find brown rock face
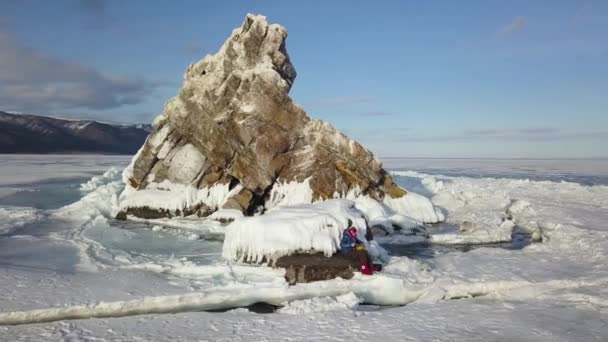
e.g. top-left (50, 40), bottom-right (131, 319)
top-left (272, 252), bottom-right (359, 285)
top-left (119, 14), bottom-right (406, 219)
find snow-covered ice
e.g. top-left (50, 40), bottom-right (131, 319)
top-left (384, 191), bottom-right (445, 224)
top-left (1, 155), bottom-right (608, 340)
top-left (0, 206), bottom-right (42, 235)
top-left (79, 167), bottom-right (122, 193)
top-left (277, 292), bottom-right (362, 315)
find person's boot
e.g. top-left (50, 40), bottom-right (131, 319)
top-left (360, 264), bottom-right (373, 275)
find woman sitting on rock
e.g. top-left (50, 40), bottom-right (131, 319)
top-left (339, 220), bottom-right (376, 275)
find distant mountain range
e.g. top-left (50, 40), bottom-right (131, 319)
top-left (0, 111), bottom-right (151, 154)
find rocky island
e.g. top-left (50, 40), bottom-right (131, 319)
top-left (118, 14), bottom-right (441, 222)
top-left (116, 14), bottom-right (444, 275)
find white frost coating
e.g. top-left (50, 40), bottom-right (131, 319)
top-left (223, 199), bottom-right (369, 263)
top-left (265, 178), bottom-right (314, 210)
top-left (118, 181), bottom-right (237, 214)
top-left (384, 191), bottom-right (445, 223)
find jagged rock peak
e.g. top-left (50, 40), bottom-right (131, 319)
top-left (179, 14), bottom-right (297, 106)
top-left (118, 14), bottom-right (410, 220)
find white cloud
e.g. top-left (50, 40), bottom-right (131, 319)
top-left (0, 25), bottom-right (159, 113)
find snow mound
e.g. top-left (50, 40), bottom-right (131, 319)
top-left (80, 167), bottom-right (122, 192)
top-left (55, 179), bottom-right (123, 221)
top-left (354, 196), bottom-right (394, 233)
top-left (353, 196), bottom-right (429, 233)
top-left (264, 180), bottom-right (444, 228)
top-left (277, 292), bottom-right (362, 314)
top-left (223, 199), bottom-right (368, 263)
top-left (506, 199), bottom-right (543, 238)
top-left (55, 168), bottom-right (127, 222)
top-left (384, 192), bottom-right (445, 224)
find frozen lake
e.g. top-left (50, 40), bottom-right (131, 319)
top-left (385, 157), bottom-right (608, 186)
top-left (1, 155), bottom-right (607, 341)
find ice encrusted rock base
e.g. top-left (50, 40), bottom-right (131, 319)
top-left (222, 196), bottom-right (433, 264)
top-left (272, 252), bottom-right (360, 285)
top-left (222, 200), bottom-right (367, 263)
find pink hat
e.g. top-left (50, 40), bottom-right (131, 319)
top-left (348, 227), bottom-right (358, 238)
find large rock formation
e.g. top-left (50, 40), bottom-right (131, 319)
top-left (118, 14), bottom-right (411, 219)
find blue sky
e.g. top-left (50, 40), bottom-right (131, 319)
top-left (1, 0), bottom-right (607, 158)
